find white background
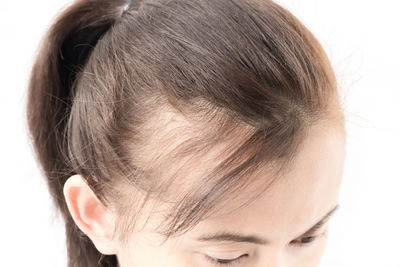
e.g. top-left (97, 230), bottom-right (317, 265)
top-left (1, 0), bottom-right (399, 266)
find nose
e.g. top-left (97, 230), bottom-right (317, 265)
top-left (256, 250), bottom-right (287, 267)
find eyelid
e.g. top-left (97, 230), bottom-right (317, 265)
top-left (291, 228), bottom-right (328, 246)
top-left (201, 243), bottom-right (250, 254)
top-left (203, 250), bottom-right (249, 260)
top-left (204, 253), bottom-right (249, 265)
top-left (302, 225), bottom-right (328, 238)
top-left (296, 219), bottom-right (329, 239)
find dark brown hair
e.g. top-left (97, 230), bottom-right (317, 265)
top-left (26, 0), bottom-right (344, 266)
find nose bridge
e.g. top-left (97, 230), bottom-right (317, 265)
top-left (257, 247), bottom-right (287, 267)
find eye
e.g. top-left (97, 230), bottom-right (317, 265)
top-left (290, 230), bottom-right (327, 247)
top-left (294, 235), bottom-right (317, 245)
top-left (203, 253), bottom-right (249, 266)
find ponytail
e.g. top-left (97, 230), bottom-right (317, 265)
top-left (26, 1), bottom-right (129, 266)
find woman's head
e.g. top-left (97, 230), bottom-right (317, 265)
top-left (26, 0), bottom-right (345, 266)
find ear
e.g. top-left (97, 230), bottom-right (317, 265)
top-left (63, 174), bottom-right (119, 255)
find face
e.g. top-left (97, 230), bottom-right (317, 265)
top-left (116, 121), bottom-right (346, 267)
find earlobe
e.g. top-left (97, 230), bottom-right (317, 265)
top-left (63, 174), bottom-right (118, 255)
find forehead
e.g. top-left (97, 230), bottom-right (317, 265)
top-left (183, 121), bottom-right (346, 243)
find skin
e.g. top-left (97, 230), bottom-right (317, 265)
top-left (64, 119), bottom-right (346, 267)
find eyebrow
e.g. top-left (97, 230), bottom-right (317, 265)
top-left (196, 204), bottom-right (340, 245)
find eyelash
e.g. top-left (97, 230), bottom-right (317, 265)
top-left (203, 231), bottom-right (326, 265)
top-left (203, 253), bottom-right (248, 266)
top-left (292, 229), bottom-right (328, 247)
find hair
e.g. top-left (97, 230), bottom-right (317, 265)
top-left (26, 0), bottom-right (344, 266)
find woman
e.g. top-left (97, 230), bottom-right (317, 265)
top-left (26, 0), bottom-right (346, 266)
